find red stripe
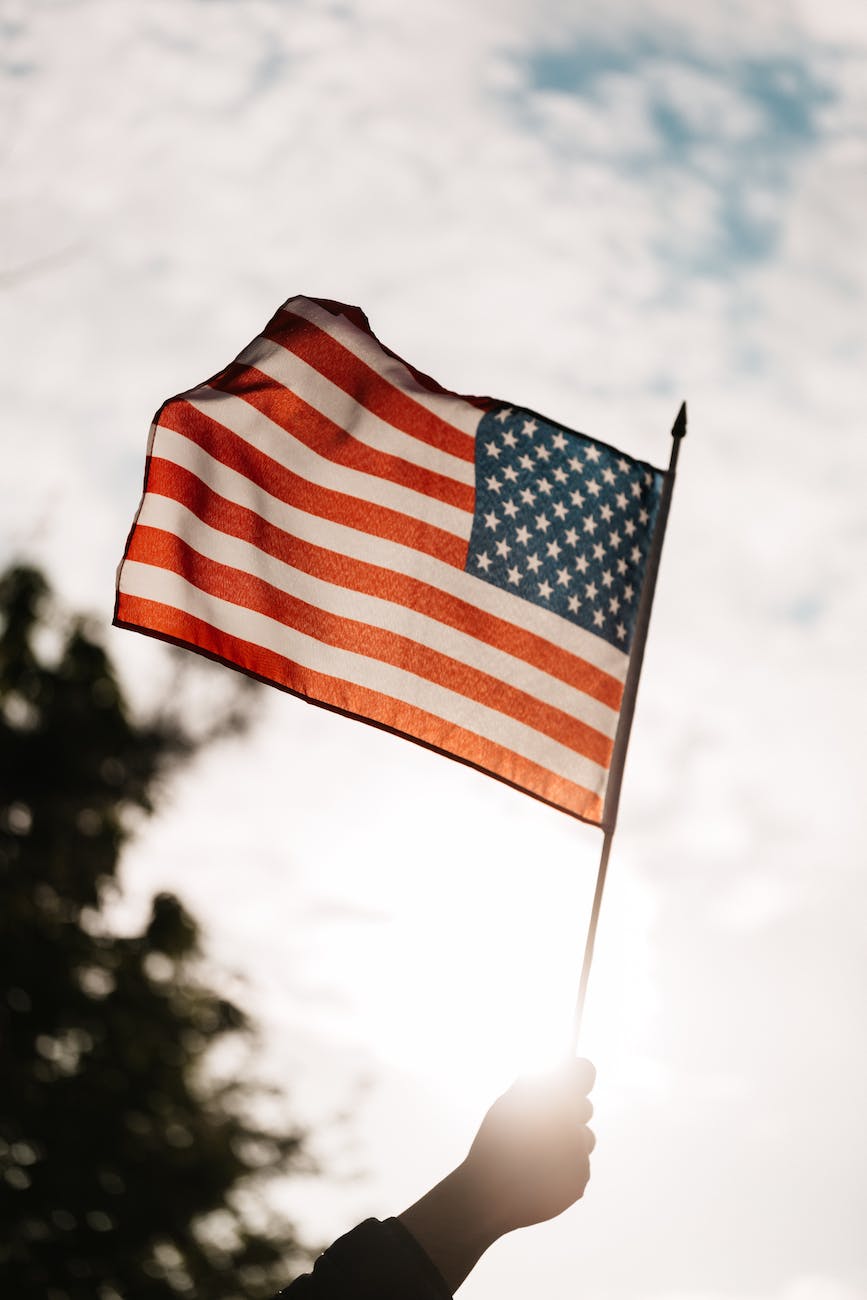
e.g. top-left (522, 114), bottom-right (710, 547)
top-left (212, 360), bottom-right (475, 513)
top-left (147, 457), bottom-right (624, 713)
top-left (114, 591), bottom-right (604, 824)
top-left (158, 399), bottom-right (468, 568)
top-left (284, 299), bottom-right (492, 413)
top-left (267, 307), bottom-right (478, 464)
top-left (127, 526), bottom-right (613, 769)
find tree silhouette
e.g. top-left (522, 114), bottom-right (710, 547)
top-left (0, 564), bottom-right (312, 1298)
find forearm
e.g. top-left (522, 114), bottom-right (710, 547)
top-left (398, 1161), bottom-right (502, 1294)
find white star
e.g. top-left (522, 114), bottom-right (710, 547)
top-left (644, 471), bottom-right (653, 486)
top-left (575, 555), bottom-right (589, 574)
top-left (602, 569), bottom-right (614, 588)
top-left (553, 466), bottom-right (568, 484)
top-left (520, 487), bottom-right (536, 506)
top-left (609, 530), bottom-right (621, 548)
top-left (586, 581), bottom-right (598, 601)
top-left (583, 516), bottom-right (597, 535)
top-left (624, 518), bottom-right (636, 537)
top-left (624, 583), bottom-right (634, 600)
top-left (502, 430), bottom-right (517, 448)
top-left (616, 622), bottom-right (627, 640)
top-left (593, 542), bottom-right (605, 561)
top-left (484, 510), bottom-right (499, 530)
top-left (536, 444), bottom-right (551, 462)
top-left (546, 539), bottom-right (562, 559)
top-left (630, 546), bottom-right (641, 563)
top-left (552, 501), bottom-right (567, 520)
top-left (538, 579), bottom-right (553, 600)
top-left (485, 441), bottom-right (501, 459)
top-left (519, 454), bottom-right (535, 471)
top-left (593, 609), bottom-right (604, 628)
top-left (585, 445), bottom-right (601, 463)
top-left (485, 475), bottom-right (501, 493)
top-left (617, 457), bottom-right (630, 473)
top-left (615, 492), bottom-right (628, 510)
top-left (503, 464), bottom-right (518, 483)
top-left (570, 489), bottom-right (585, 507)
top-left (522, 417), bottom-right (538, 435)
top-left (569, 456), bottom-right (583, 473)
top-left (507, 566), bottom-right (522, 586)
top-left (587, 479), bottom-right (601, 497)
top-left (535, 513), bottom-right (550, 533)
top-left (495, 538), bottom-right (511, 559)
top-left (608, 595), bottom-right (620, 614)
top-left (639, 507), bottom-right (649, 525)
top-left (526, 553), bottom-right (542, 574)
top-left (552, 432), bottom-right (567, 451)
top-left (567, 594), bottom-right (581, 613)
top-left (515, 525), bottom-right (531, 545)
top-left (556, 567), bottom-right (571, 587)
top-left (630, 481), bottom-right (642, 498)
top-left (617, 559), bottom-right (627, 576)
top-left (503, 498), bottom-right (519, 518)
top-left (564, 527), bottom-right (579, 546)
top-left (495, 407), bottom-right (512, 424)
top-left (537, 477), bottom-right (553, 496)
top-left (476, 552), bottom-right (492, 572)
top-left (599, 503), bottom-right (613, 522)
top-left (602, 466), bottom-right (616, 485)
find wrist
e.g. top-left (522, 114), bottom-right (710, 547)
top-left (443, 1159), bottom-right (505, 1250)
top-left (398, 1161), bottom-right (503, 1293)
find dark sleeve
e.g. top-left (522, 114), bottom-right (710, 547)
top-left (274, 1216), bottom-right (452, 1300)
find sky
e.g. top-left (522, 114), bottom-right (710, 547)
top-left (2, 1), bottom-right (866, 1297)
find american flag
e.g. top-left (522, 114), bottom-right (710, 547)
top-left (115, 296), bottom-right (667, 826)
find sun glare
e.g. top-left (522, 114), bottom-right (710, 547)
top-left (302, 791), bottom-right (662, 1118)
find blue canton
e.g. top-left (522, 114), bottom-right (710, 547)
top-left (466, 405), bottom-right (664, 654)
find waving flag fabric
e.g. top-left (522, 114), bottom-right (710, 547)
top-left (115, 296), bottom-right (667, 826)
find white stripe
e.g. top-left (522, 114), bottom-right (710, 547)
top-left (283, 296), bottom-right (483, 439)
top-left (152, 426), bottom-right (629, 684)
top-left (118, 560), bottom-right (608, 796)
top-left (182, 388), bottom-right (473, 541)
top-left (136, 492), bottom-right (619, 742)
top-left (236, 334), bottom-right (476, 488)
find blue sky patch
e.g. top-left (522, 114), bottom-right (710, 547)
top-left (517, 39), bottom-right (833, 274)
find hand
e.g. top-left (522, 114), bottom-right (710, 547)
top-left (398, 1059), bottom-right (595, 1291)
top-left (461, 1057), bottom-right (596, 1236)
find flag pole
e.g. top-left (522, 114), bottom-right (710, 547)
top-left (570, 401), bottom-right (687, 1053)
top-left (570, 827), bottom-right (614, 1052)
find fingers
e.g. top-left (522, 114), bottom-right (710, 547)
top-left (571, 1056), bottom-right (596, 1095)
top-left (547, 1062), bottom-right (596, 1159)
top-left (575, 1095), bottom-right (593, 1124)
top-left (498, 1059), bottom-right (596, 1153)
top-left (572, 1058), bottom-right (595, 1158)
top-left (547, 1056), bottom-right (594, 1097)
top-left (566, 1061), bottom-right (595, 1157)
top-left (537, 1057), bottom-right (594, 1097)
